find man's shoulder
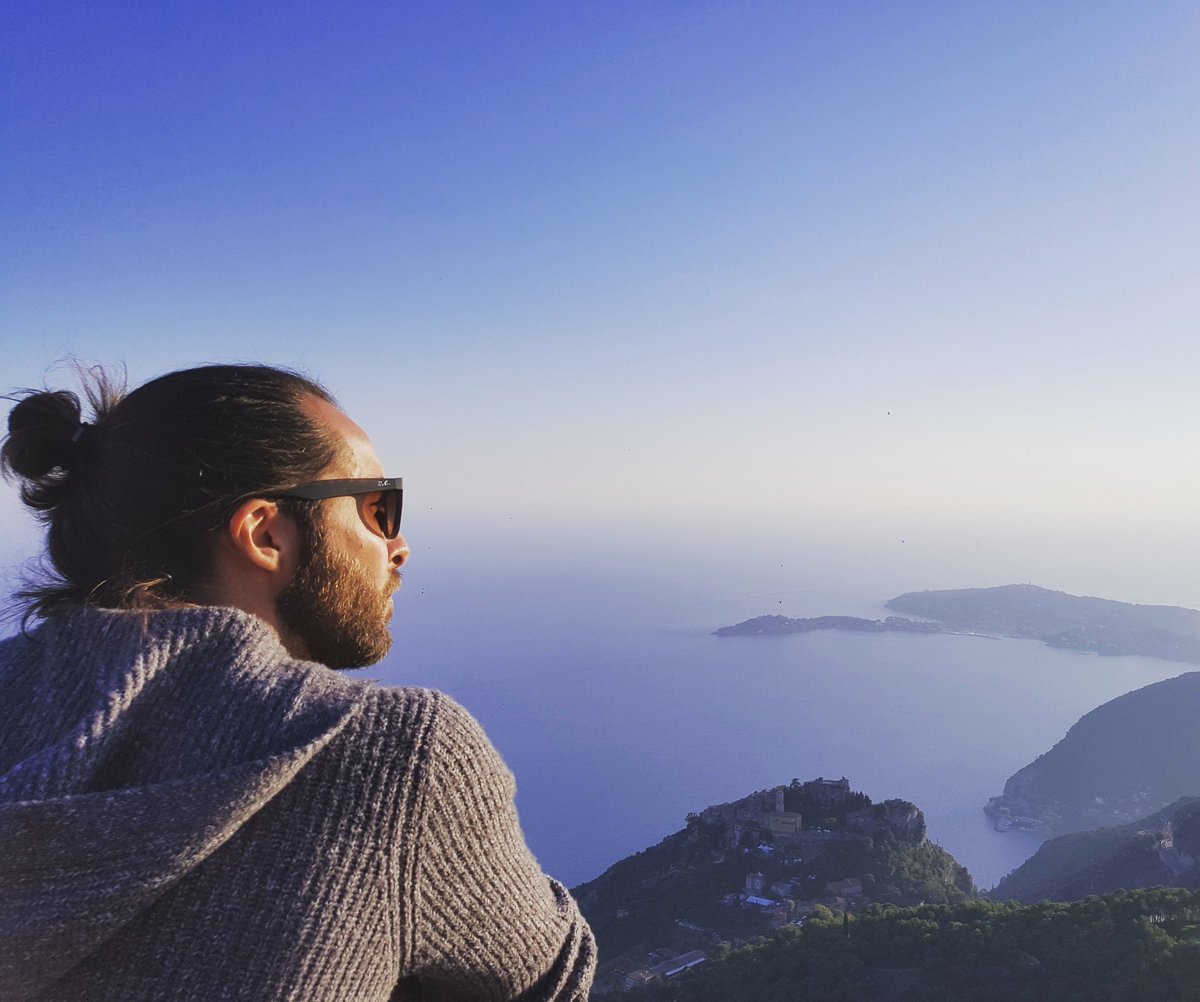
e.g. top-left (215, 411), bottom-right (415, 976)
top-left (357, 684), bottom-right (461, 734)
top-left (355, 687), bottom-right (504, 768)
top-left (362, 685), bottom-right (489, 730)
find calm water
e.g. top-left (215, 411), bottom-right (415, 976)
top-left (368, 562), bottom-right (1187, 891)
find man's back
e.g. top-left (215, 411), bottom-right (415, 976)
top-left (0, 606), bottom-right (594, 1001)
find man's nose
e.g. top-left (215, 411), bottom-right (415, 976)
top-left (389, 532), bottom-right (410, 568)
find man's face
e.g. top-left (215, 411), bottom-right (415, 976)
top-left (275, 506), bottom-right (399, 669)
top-left (274, 397), bottom-right (408, 669)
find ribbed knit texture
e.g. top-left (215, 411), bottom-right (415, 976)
top-left (0, 607), bottom-right (595, 1001)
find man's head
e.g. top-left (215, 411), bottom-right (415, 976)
top-left (1, 364), bottom-right (408, 668)
top-left (221, 395), bottom-right (410, 668)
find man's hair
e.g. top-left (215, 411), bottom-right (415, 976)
top-left (2, 363), bottom-right (343, 620)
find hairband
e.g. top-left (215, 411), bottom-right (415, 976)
top-left (71, 422), bottom-right (91, 443)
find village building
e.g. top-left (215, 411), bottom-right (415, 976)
top-left (826, 876), bottom-right (864, 897)
top-left (699, 784), bottom-right (804, 848)
top-left (620, 950), bottom-right (707, 989)
top-left (795, 776), bottom-right (851, 806)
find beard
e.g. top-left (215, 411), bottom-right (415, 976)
top-left (275, 507), bottom-right (396, 670)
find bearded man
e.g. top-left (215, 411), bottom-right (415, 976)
top-left (0, 364), bottom-right (594, 1001)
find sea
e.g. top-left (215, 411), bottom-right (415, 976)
top-left (363, 553), bottom-right (1190, 892)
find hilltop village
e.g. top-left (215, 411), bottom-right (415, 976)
top-left (698, 776), bottom-right (925, 851)
top-left (574, 777), bottom-right (970, 994)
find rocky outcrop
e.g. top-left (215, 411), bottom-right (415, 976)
top-left (846, 800), bottom-right (925, 842)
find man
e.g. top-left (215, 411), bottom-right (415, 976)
top-left (0, 364), bottom-right (594, 1001)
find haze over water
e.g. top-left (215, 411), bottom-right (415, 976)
top-left (367, 536), bottom-right (1191, 891)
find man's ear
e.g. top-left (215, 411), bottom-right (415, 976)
top-left (223, 498), bottom-right (300, 577)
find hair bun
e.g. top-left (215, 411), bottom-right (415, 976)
top-left (3, 389), bottom-right (86, 481)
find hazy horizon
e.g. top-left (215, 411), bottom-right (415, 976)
top-left (5, 3), bottom-right (1200, 566)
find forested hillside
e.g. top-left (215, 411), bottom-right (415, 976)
top-left (617, 888), bottom-right (1200, 1001)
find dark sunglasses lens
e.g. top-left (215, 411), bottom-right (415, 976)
top-left (384, 488), bottom-right (402, 538)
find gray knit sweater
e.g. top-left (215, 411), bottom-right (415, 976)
top-left (0, 606), bottom-right (595, 1001)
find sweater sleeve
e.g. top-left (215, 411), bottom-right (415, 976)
top-left (404, 694), bottom-right (595, 1001)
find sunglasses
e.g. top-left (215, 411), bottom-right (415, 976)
top-left (278, 477), bottom-right (404, 539)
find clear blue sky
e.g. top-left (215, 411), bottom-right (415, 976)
top-left (4, 2), bottom-right (1200, 603)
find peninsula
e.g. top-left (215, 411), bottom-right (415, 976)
top-left (714, 614), bottom-right (942, 637)
top-left (887, 584), bottom-right (1200, 663)
top-left (717, 584), bottom-right (1200, 664)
